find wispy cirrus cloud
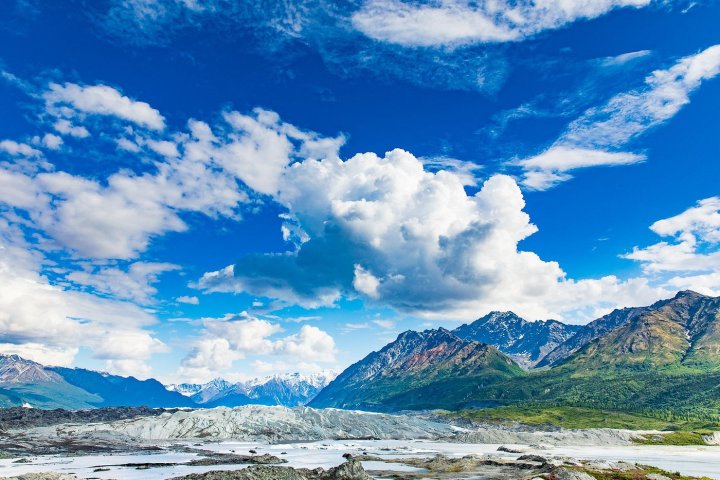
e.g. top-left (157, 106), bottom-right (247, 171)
top-left (86, 0), bottom-right (512, 93)
top-left (352, 0), bottom-right (653, 47)
top-left (516, 44), bottom-right (720, 190)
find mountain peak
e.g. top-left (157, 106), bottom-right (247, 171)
top-left (0, 353), bottom-right (62, 385)
top-left (673, 289), bottom-right (707, 300)
top-left (453, 312), bottom-right (581, 368)
top-left (560, 290), bottom-right (720, 370)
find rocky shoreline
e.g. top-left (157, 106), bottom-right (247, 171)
top-left (0, 455), bottom-right (710, 480)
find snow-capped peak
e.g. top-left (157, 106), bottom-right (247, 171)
top-left (164, 371), bottom-right (338, 406)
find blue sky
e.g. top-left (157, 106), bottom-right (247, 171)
top-left (0, 0), bottom-right (719, 383)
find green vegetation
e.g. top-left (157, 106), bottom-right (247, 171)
top-left (446, 405), bottom-right (720, 432)
top-left (0, 382), bottom-right (101, 410)
top-left (634, 430), bottom-right (713, 445)
top-left (315, 293), bottom-right (720, 423)
top-left (578, 464), bottom-right (714, 480)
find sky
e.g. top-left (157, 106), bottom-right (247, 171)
top-left (0, 0), bottom-right (719, 384)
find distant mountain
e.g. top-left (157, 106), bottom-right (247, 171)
top-left (0, 352), bottom-right (334, 410)
top-left (165, 382), bottom-right (203, 397)
top-left (0, 355), bottom-right (101, 409)
top-left (171, 371), bottom-right (337, 408)
top-left (232, 371), bottom-right (337, 407)
top-left (453, 311), bottom-right (582, 368)
top-left (310, 328), bottom-right (524, 411)
top-left (50, 367), bottom-right (195, 408)
top-left (167, 378), bottom-right (234, 404)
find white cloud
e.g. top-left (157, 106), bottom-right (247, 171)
top-left (563, 44), bottom-right (720, 147)
top-left (373, 319), bottom-right (396, 329)
top-left (344, 322), bottom-right (371, 331)
top-left (624, 197), bottom-right (720, 281)
top-left (203, 147), bottom-right (666, 321)
top-left (53, 119), bottom-right (90, 138)
top-left (353, 264), bottom-right (381, 299)
top-left (518, 147), bottom-right (645, 190)
top-left (177, 295), bottom-right (200, 305)
top-left (0, 219), bottom-right (166, 374)
top-left (44, 82), bottom-right (166, 130)
top-left (104, 359), bottom-right (153, 378)
top-left (518, 45), bottom-right (720, 190)
top-left (182, 338), bottom-right (241, 373)
top-left (275, 325), bottom-right (337, 362)
top-left (420, 155), bottom-right (483, 186)
top-left (0, 343), bottom-right (78, 367)
top-left (2, 88), bottom-right (339, 260)
top-left (352, 0), bottom-right (652, 47)
top-left (0, 140), bottom-right (41, 157)
top-left (180, 313), bottom-right (336, 382)
top-left (41, 133), bottom-right (63, 150)
top-left (650, 197), bottom-right (720, 243)
top-left (600, 49), bottom-right (652, 67)
top-left (66, 261), bottom-right (180, 304)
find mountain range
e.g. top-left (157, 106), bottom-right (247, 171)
top-left (453, 311), bottom-right (582, 368)
top-left (167, 371), bottom-right (337, 407)
top-left (2, 290), bottom-right (719, 419)
top-left (312, 291), bottom-right (720, 418)
top-left (0, 355), bottom-right (335, 409)
top-left (0, 355), bottom-right (195, 409)
top-left (310, 328), bottom-right (523, 410)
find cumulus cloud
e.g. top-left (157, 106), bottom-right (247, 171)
top-left (518, 44), bottom-right (720, 189)
top-left (0, 342), bottom-right (78, 367)
top-left (44, 82), bottom-right (166, 130)
top-left (624, 197), bottom-right (720, 295)
top-left (0, 140), bottom-right (41, 157)
top-left (0, 218), bottom-right (166, 374)
top-left (201, 148), bottom-right (666, 321)
top-left (1, 80), bottom-right (339, 260)
top-left (352, 0), bottom-right (652, 47)
top-left (40, 133), bottom-right (63, 150)
top-left (180, 313), bottom-right (336, 382)
top-left (53, 119), bottom-right (89, 138)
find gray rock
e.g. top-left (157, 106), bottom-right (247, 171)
top-left (517, 454), bottom-right (548, 464)
top-left (646, 475), bottom-right (672, 480)
top-left (170, 460), bottom-right (370, 480)
top-left (552, 467), bottom-right (597, 480)
top-left (497, 445), bottom-right (526, 453)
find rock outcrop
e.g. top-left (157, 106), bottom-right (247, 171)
top-left (169, 459), bottom-right (370, 480)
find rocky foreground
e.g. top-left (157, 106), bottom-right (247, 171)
top-left (0, 456), bottom-right (710, 480)
top-left (0, 405), bottom-right (657, 457)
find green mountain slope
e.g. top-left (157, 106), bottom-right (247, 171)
top-left (561, 290), bottom-right (720, 371)
top-left (310, 328), bottom-right (524, 411)
top-left (0, 355), bottom-right (101, 409)
top-left (313, 291), bottom-right (720, 420)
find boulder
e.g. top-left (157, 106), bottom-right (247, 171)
top-left (551, 467), bottom-right (597, 480)
top-left (170, 460), bottom-right (370, 480)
